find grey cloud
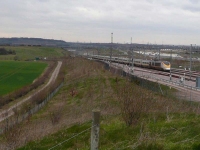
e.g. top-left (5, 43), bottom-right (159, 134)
top-left (0, 0), bottom-right (200, 44)
top-left (189, 0), bottom-right (200, 4)
top-left (183, 4), bottom-right (200, 12)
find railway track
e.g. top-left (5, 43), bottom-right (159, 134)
top-left (171, 68), bottom-right (200, 79)
top-left (124, 66), bottom-right (198, 82)
top-left (90, 56), bottom-right (199, 81)
top-left (111, 62), bottom-right (200, 101)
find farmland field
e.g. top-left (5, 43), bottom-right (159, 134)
top-left (0, 46), bottom-right (64, 60)
top-left (0, 61), bottom-right (47, 96)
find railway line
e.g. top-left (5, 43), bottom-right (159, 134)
top-left (171, 68), bottom-right (200, 80)
top-left (88, 55), bottom-right (199, 81)
top-left (86, 54), bottom-right (200, 101)
top-left (130, 67), bottom-right (198, 82)
top-left (109, 62), bottom-right (200, 101)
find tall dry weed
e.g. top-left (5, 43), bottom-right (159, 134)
top-left (117, 82), bottom-right (151, 126)
top-left (116, 78), bottom-right (198, 126)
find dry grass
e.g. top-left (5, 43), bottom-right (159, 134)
top-left (1, 56), bottom-right (199, 149)
top-left (0, 57), bottom-right (120, 149)
top-left (116, 77), bottom-right (200, 127)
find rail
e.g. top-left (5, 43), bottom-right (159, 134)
top-left (136, 73), bottom-right (200, 91)
top-left (106, 60), bottom-right (200, 91)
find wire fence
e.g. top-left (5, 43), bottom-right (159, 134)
top-left (106, 63), bottom-right (161, 93)
top-left (0, 82), bottom-right (64, 134)
top-left (103, 61), bottom-right (200, 102)
top-left (48, 125), bottom-right (95, 150)
top-left (1, 59), bottom-right (199, 149)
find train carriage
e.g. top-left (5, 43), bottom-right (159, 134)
top-left (87, 55), bottom-right (170, 71)
top-left (134, 59), bottom-right (142, 67)
top-left (141, 60), bottom-right (152, 68)
top-left (118, 57), bottom-right (129, 64)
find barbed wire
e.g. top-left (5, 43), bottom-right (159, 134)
top-left (48, 124), bottom-right (96, 150)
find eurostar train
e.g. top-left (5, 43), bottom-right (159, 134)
top-left (89, 55), bottom-right (171, 71)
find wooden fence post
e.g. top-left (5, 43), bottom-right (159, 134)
top-left (91, 110), bottom-right (100, 150)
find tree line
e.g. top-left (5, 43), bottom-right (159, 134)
top-left (0, 48), bottom-right (16, 55)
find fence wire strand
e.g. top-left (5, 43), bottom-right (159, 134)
top-left (48, 125), bottom-right (96, 150)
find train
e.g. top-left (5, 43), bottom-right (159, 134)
top-left (88, 55), bottom-right (171, 71)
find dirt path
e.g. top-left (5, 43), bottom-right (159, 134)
top-left (0, 61), bottom-right (62, 122)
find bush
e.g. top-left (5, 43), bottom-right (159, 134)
top-left (117, 82), bottom-right (153, 126)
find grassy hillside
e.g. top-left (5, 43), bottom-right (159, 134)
top-left (18, 114), bottom-right (200, 150)
top-left (0, 61), bottom-right (47, 96)
top-left (0, 46), bottom-right (64, 61)
top-left (0, 57), bottom-right (199, 149)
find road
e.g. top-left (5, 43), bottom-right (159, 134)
top-left (0, 61), bottom-right (62, 122)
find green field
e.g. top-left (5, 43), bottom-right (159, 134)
top-left (0, 61), bottom-right (47, 96)
top-left (0, 46), bottom-right (64, 61)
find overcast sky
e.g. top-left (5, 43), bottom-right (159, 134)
top-left (0, 0), bottom-right (200, 45)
